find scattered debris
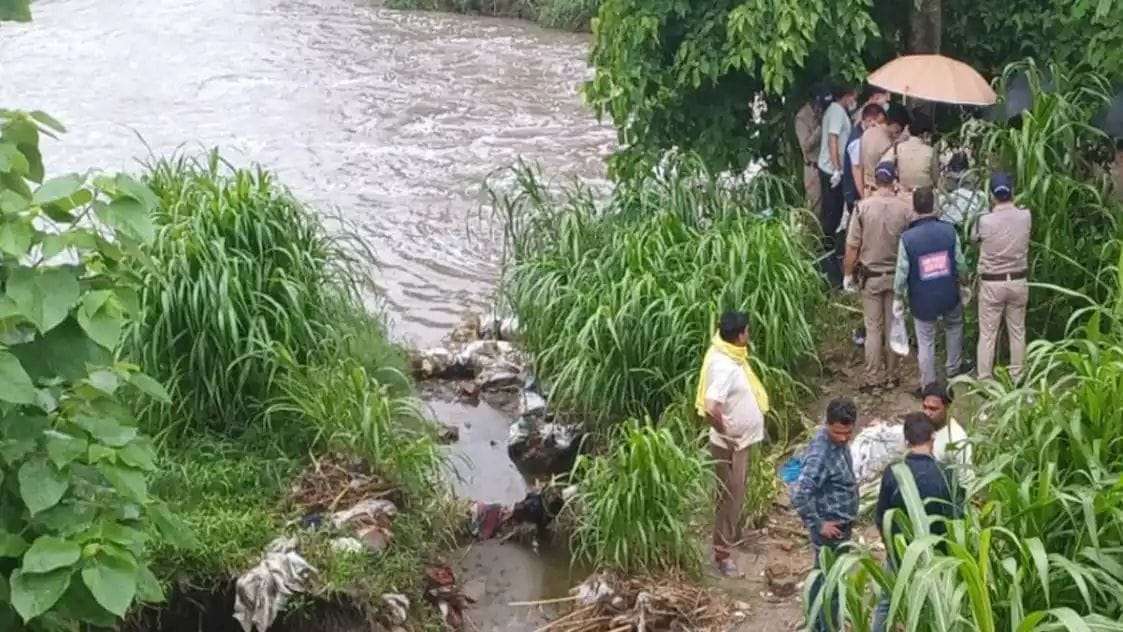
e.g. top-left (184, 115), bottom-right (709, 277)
top-left (508, 417), bottom-right (582, 476)
top-left (528, 573), bottom-right (735, 631)
top-left (469, 502), bottom-right (510, 540)
top-left (381, 593), bottom-right (410, 626)
top-left (233, 537), bottom-right (318, 632)
top-left (289, 455), bottom-right (397, 514)
top-left (329, 537), bottom-right (366, 555)
top-left (437, 422), bottom-right (460, 443)
top-left (424, 563), bottom-right (475, 630)
top-left (466, 489), bottom-right (565, 545)
top-left (331, 498), bottom-right (398, 530)
top-left (765, 563), bottom-right (800, 598)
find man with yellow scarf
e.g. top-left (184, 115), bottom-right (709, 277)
top-left (695, 311), bottom-right (769, 577)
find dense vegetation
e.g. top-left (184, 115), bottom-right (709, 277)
top-left (494, 159), bottom-right (823, 434)
top-left (586, 0), bottom-right (1123, 178)
top-left (0, 111), bottom-right (194, 629)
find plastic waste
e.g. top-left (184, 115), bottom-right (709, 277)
top-left (233, 537), bottom-right (317, 632)
top-left (889, 310), bottom-right (910, 357)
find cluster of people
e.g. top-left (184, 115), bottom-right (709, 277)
top-left (798, 82), bottom-right (1033, 392)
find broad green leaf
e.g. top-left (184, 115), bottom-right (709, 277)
top-left (100, 523), bottom-right (148, 550)
top-left (0, 531), bottom-right (29, 558)
top-left (22, 536), bottom-right (81, 574)
top-left (100, 197), bottom-right (155, 242)
top-left (0, 142), bottom-right (29, 176)
top-left (42, 187), bottom-right (92, 215)
top-left (0, 0), bottom-right (32, 23)
top-left (19, 458), bottom-right (68, 515)
top-left (113, 174), bottom-right (158, 210)
top-left (53, 580), bottom-right (118, 628)
top-left (9, 568), bottom-right (71, 623)
top-left (33, 502), bottom-right (97, 536)
top-left (96, 463), bottom-right (147, 503)
top-left (77, 306), bottom-right (123, 350)
top-left (45, 431), bottom-right (88, 468)
top-left (118, 439), bottom-right (157, 471)
top-left (87, 444), bottom-right (116, 463)
top-left (150, 501), bottom-right (199, 549)
top-left (0, 351), bottom-right (37, 405)
top-left (31, 174), bottom-right (83, 206)
top-left (29, 112), bottom-right (66, 134)
top-left (74, 415), bottom-right (136, 447)
top-left (0, 188), bottom-right (30, 214)
top-left (81, 554), bottom-right (137, 617)
top-left (136, 565), bottom-right (165, 603)
top-left (40, 234), bottom-right (66, 259)
top-left (9, 317), bottom-right (113, 383)
top-left (0, 219), bottom-right (33, 256)
top-left (87, 369), bottom-right (120, 395)
top-left (6, 266), bottom-right (80, 333)
top-left (128, 373), bottom-right (171, 404)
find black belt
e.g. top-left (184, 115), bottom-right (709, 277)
top-left (980, 270), bottom-right (1027, 282)
top-left (863, 270), bottom-right (890, 278)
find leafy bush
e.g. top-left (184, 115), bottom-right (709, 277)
top-left (0, 110), bottom-right (193, 629)
top-left (131, 154), bottom-right (401, 438)
top-left (569, 418), bottom-right (712, 573)
top-left (965, 63), bottom-right (1122, 341)
top-left (494, 159), bottom-right (823, 434)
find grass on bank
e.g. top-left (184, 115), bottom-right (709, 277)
top-left (386, 0), bottom-right (598, 31)
top-left (130, 153), bottom-right (452, 616)
top-left (492, 158), bottom-right (824, 438)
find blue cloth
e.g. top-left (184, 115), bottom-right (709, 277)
top-left (901, 216), bottom-right (960, 321)
top-left (780, 456), bottom-right (803, 484)
top-left (791, 428), bottom-right (858, 546)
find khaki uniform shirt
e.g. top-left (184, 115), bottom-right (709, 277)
top-left (882, 136), bottom-right (935, 192)
top-left (859, 125), bottom-right (894, 193)
top-left (847, 193), bottom-right (915, 292)
top-left (795, 103), bottom-right (821, 165)
top-left (972, 202), bottom-right (1032, 275)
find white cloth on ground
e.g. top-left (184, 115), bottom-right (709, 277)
top-left (233, 537), bottom-right (317, 632)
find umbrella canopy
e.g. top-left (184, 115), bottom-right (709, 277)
top-left (868, 54), bottom-right (997, 106)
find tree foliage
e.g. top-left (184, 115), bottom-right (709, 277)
top-left (586, 0), bottom-right (1123, 179)
top-left (0, 110), bottom-right (195, 630)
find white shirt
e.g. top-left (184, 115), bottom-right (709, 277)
top-left (817, 102), bottom-right (852, 174)
top-left (703, 354), bottom-right (764, 450)
top-left (933, 418), bottom-right (972, 468)
top-left (939, 187), bottom-right (987, 226)
top-left (847, 136), bottom-right (862, 168)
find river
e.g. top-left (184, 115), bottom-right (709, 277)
top-left (2, 0), bottom-right (611, 627)
top-left (0, 0), bottom-right (612, 347)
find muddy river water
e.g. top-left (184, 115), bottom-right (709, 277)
top-left (2, 0), bottom-right (610, 627)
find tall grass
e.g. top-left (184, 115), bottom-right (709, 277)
top-left (964, 62), bottom-right (1121, 340)
top-left (492, 158), bottom-right (824, 435)
top-left (130, 153), bottom-right (404, 439)
top-left (569, 418), bottom-right (713, 573)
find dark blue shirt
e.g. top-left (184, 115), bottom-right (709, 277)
top-left (876, 452), bottom-right (963, 542)
top-left (792, 428), bottom-right (858, 545)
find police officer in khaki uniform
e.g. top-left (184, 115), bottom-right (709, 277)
top-left (795, 93), bottom-right (824, 211)
top-left (973, 173), bottom-right (1032, 381)
top-left (860, 103), bottom-right (909, 196)
top-left (844, 162), bottom-right (916, 391)
top-left (883, 110), bottom-right (936, 193)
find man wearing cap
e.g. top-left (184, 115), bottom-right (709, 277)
top-left (973, 173), bottom-right (1032, 381)
top-left (894, 187), bottom-right (966, 394)
top-left (860, 103), bottom-right (908, 196)
top-left (845, 162), bottom-right (915, 392)
top-left (883, 110), bottom-right (936, 193)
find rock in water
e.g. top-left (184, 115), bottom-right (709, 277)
top-left (508, 416), bottom-right (582, 476)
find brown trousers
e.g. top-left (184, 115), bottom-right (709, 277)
top-left (711, 442), bottom-right (756, 560)
top-left (861, 287), bottom-right (898, 384)
top-left (977, 280), bottom-right (1028, 380)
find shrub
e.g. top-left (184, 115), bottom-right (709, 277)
top-left (569, 418), bottom-right (713, 573)
top-left (130, 154), bottom-right (400, 438)
top-left (493, 158), bottom-right (824, 435)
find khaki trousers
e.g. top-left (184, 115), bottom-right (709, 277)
top-left (977, 280), bottom-right (1028, 380)
top-left (861, 287), bottom-right (898, 384)
top-left (804, 164), bottom-right (821, 211)
top-left (711, 442), bottom-right (755, 560)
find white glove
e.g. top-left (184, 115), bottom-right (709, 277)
top-left (842, 276), bottom-right (858, 293)
top-left (893, 298), bottom-right (906, 318)
top-left (830, 170), bottom-right (843, 189)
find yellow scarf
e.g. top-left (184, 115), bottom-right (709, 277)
top-left (694, 332), bottom-right (770, 417)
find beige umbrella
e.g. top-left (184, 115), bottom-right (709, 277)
top-left (868, 54), bottom-right (997, 106)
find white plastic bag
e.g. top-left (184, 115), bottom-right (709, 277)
top-left (889, 305), bottom-right (910, 357)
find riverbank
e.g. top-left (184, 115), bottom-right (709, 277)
top-left (385, 0), bottom-right (598, 31)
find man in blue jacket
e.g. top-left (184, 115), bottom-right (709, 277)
top-left (893, 187), bottom-right (967, 396)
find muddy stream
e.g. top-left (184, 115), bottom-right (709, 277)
top-left (2, 0), bottom-right (612, 628)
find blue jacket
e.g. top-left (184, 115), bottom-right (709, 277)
top-left (900, 217), bottom-right (960, 321)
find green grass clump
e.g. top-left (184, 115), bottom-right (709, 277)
top-left (133, 152), bottom-right (395, 438)
top-left (493, 159), bottom-right (823, 435)
top-left (569, 418), bottom-right (713, 574)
